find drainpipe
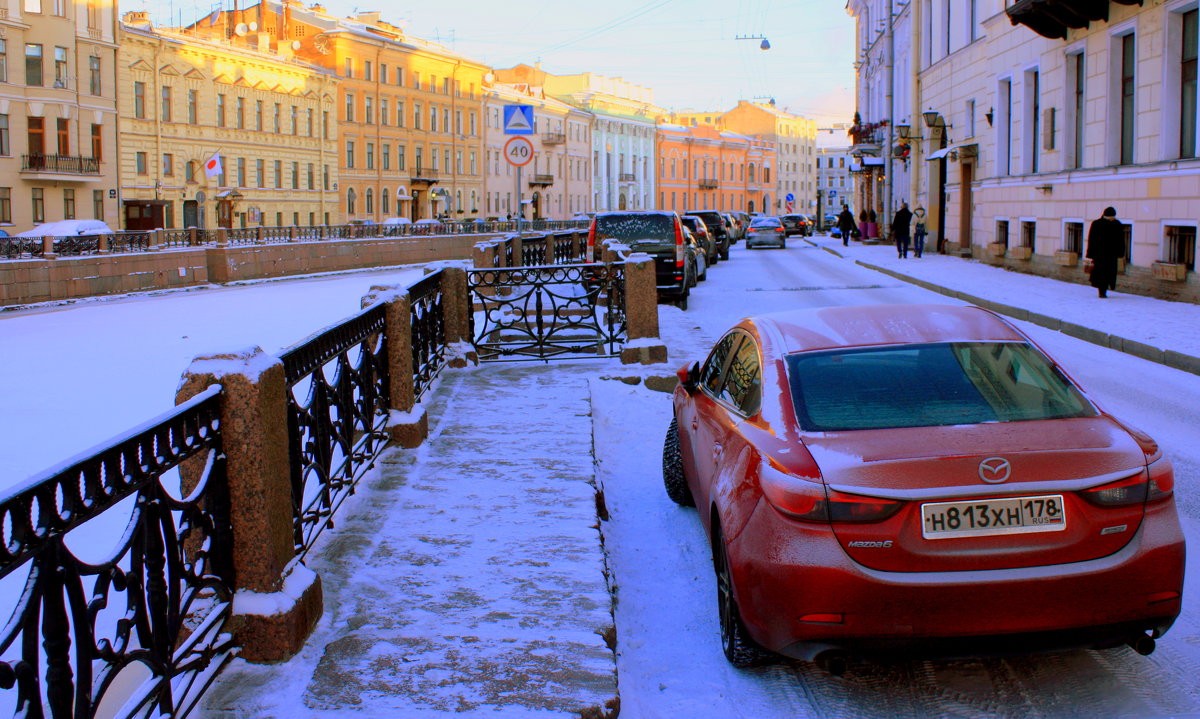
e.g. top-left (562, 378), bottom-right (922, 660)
top-left (909, 0), bottom-right (921, 211)
top-left (883, 7), bottom-right (894, 219)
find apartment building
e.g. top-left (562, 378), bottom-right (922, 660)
top-left (656, 123), bottom-right (760, 215)
top-left (0, 0), bottom-right (119, 233)
top-left (207, 2), bottom-right (488, 223)
top-left (850, 0), bottom-right (1200, 300)
top-left (721, 100), bottom-right (818, 216)
top-left (482, 80), bottom-right (591, 220)
top-left (120, 12), bottom-right (336, 229)
top-left (816, 146), bottom-right (853, 222)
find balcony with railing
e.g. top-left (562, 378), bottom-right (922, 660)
top-left (698, 178), bottom-right (719, 190)
top-left (21, 154), bottom-right (101, 177)
top-left (411, 167), bottom-right (439, 184)
top-left (542, 132), bottom-right (566, 145)
top-left (529, 174), bottom-right (554, 186)
top-left (618, 173), bottom-right (635, 183)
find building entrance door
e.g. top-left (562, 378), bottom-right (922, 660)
top-left (183, 200), bottom-right (199, 229)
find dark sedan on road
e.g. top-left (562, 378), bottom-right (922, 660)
top-left (744, 216), bottom-right (787, 249)
top-left (663, 303), bottom-right (1185, 672)
top-left (780, 214), bottom-right (811, 237)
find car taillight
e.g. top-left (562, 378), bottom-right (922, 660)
top-left (761, 461), bottom-right (902, 523)
top-left (675, 219), bottom-right (685, 268)
top-left (1080, 458), bottom-right (1173, 507)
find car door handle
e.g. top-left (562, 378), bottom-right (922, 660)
top-left (692, 419), bottom-right (699, 430)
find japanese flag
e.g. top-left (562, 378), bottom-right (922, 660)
top-left (204, 152), bottom-right (223, 178)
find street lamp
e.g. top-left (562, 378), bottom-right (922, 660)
top-left (736, 34), bottom-right (771, 50)
top-left (923, 110), bottom-right (942, 128)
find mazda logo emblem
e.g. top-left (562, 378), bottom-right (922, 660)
top-left (979, 457), bottom-right (1011, 484)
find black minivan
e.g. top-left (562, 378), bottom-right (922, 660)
top-left (587, 211), bottom-right (694, 309)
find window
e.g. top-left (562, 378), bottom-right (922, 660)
top-left (1064, 221), bottom-right (1083, 255)
top-left (274, 159), bottom-right (282, 188)
top-left (1183, 10), bottom-right (1198, 159)
top-left (62, 188), bottom-right (74, 219)
top-left (0, 188), bottom-right (11, 223)
top-left (24, 0), bottom-right (40, 13)
top-left (430, 105), bottom-right (437, 132)
top-left (236, 96), bottom-right (245, 129)
top-left (414, 103), bottom-right (422, 129)
top-left (396, 67), bottom-right (404, 86)
top-left (380, 98), bottom-right (388, 126)
top-left (134, 81), bottom-right (147, 118)
top-left (996, 219), bottom-right (1009, 248)
top-left (161, 86), bottom-right (172, 122)
top-left (274, 103), bottom-right (281, 133)
top-left (380, 64), bottom-right (388, 84)
top-left (185, 160), bottom-right (195, 183)
top-left (1025, 69), bottom-right (1040, 173)
top-left (291, 161), bottom-right (299, 189)
top-left (366, 142), bottom-right (374, 170)
top-left (0, 41), bottom-right (7, 84)
top-left (31, 188), bottom-right (43, 223)
top-left (1120, 33), bottom-right (1136, 165)
top-left (364, 60), bottom-right (372, 81)
top-left (398, 144), bottom-right (406, 170)
top-left (719, 335), bottom-right (761, 415)
top-left (188, 90), bottom-right (197, 124)
top-left (366, 188), bottom-right (373, 214)
top-left (1020, 220), bottom-right (1035, 249)
top-left (1166, 225), bottom-right (1196, 270)
top-left (345, 93), bottom-right (355, 122)
top-left (27, 117), bottom-right (44, 156)
top-left (87, 55), bottom-right (103, 96)
top-left (255, 158), bottom-right (264, 187)
top-left (699, 333), bottom-right (739, 395)
top-left (92, 189), bottom-right (102, 220)
top-left (307, 107), bottom-right (314, 136)
top-left (382, 143), bottom-right (390, 170)
top-left (308, 163), bottom-right (314, 190)
top-left (365, 96), bottom-right (373, 125)
top-left (346, 140), bottom-right (355, 168)
top-left (255, 99), bottom-right (263, 131)
top-left (163, 153), bottom-right (173, 176)
top-left (216, 94), bottom-right (226, 127)
top-left (382, 189), bottom-right (389, 215)
top-left (53, 46), bottom-right (66, 87)
top-left (90, 124), bottom-right (101, 160)
top-left (1067, 52), bottom-right (1085, 169)
top-left (344, 58), bottom-right (353, 78)
top-left (397, 101), bottom-right (405, 127)
top-left (998, 78), bottom-right (1012, 175)
top-left (0, 115), bottom-right (9, 156)
top-left (413, 71), bottom-right (420, 91)
top-left (55, 118), bottom-right (67, 155)
top-left (236, 157), bottom-right (245, 187)
top-left (347, 187), bottom-right (356, 214)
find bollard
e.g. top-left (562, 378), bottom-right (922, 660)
top-left (439, 267), bottom-right (478, 368)
top-left (361, 286), bottom-right (428, 448)
top-left (620, 253), bottom-right (668, 365)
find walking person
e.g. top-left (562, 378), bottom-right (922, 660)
top-left (837, 204), bottom-right (855, 247)
top-left (1085, 206), bottom-right (1125, 298)
top-left (892, 201), bottom-right (913, 259)
top-left (912, 206), bottom-right (928, 258)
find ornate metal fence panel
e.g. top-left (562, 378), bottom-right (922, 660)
top-left (468, 262), bottom-right (627, 362)
top-left (48, 236), bottom-right (101, 256)
top-left (0, 238), bottom-right (45, 259)
top-left (520, 237), bottom-right (547, 267)
top-left (158, 230), bottom-right (192, 248)
top-left (408, 272), bottom-right (446, 402)
top-left (110, 232), bottom-right (151, 254)
top-left (279, 304), bottom-right (391, 556)
top-left (0, 385), bottom-right (235, 718)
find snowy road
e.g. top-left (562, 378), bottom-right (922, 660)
top-left (594, 239), bottom-right (1200, 719)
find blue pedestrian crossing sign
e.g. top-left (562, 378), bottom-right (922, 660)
top-left (503, 105), bottom-right (535, 135)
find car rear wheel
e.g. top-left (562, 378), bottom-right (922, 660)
top-left (714, 525), bottom-right (772, 668)
top-left (662, 418), bottom-right (695, 507)
top-left (719, 244), bottom-right (730, 261)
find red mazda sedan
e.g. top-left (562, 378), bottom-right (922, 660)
top-left (664, 304), bottom-right (1185, 671)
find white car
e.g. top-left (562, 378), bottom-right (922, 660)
top-left (17, 219), bottom-right (112, 237)
top-left (380, 217), bottom-right (412, 226)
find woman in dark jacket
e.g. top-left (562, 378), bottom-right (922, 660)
top-left (1085, 206), bottom-right (1125, 298)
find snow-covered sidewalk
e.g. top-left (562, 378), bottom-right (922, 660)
top-left (811, 233), bottom-right (1200, 372)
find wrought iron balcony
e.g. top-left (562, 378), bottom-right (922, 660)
top-left (1006, 0), bottom-right (1139, 40)
top-left (541, 132), bottom-right (566, 145)
top-left (411, 167), bottom-right (439, 183)
top-left (618, 173), bottom-right (635, 183)
top-left (529, 174), bottom-right (554, 186)
top-left (698, 178), bottom-right (719, 190)
top-left (21, 153), bottom-right (100, 176)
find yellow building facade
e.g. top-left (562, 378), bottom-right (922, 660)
top-left (0, 0), bottom-right (120, 233)
top-left (209, 3), bottom-right (489, 223)
top-left (720, 101), bottom-right (818, 216)
top-left (119, 12), bottom-right (338, 229)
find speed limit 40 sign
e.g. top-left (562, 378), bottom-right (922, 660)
top-left (504, 136), bottom-right (534, 167)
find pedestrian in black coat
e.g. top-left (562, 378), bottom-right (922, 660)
top-left (1085, 206), bottom-right (1125, 298)
top-left (837, 204), bottom-right (855, 247)
top-left (891, 202), bottom-right (913, 258)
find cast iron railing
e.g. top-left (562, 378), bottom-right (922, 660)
top-left (467, 262), bottom-right (627, 361)
top-left (521, 237), bottom-right (547, 267)
top-left (279, 304), bottom-right (391, 557)
top-left (409, 272), bottom-right (446, 402)
top-left (21, 154), bottom-right (101, 175)
top-left (0, 385), bottom-right (235, 718)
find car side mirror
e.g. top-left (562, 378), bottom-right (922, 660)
top-left (677, 362), bottom-right (700, 393)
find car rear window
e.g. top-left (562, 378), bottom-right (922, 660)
top-left (593, 214), bottom-right (675, 244)
top-left (786, 342), bottom-right (1095, 431)
top-left (750, 218), bottom-right (780, 228)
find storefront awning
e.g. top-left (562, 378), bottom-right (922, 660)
top-left (926, 142), bottom-right (979, 161)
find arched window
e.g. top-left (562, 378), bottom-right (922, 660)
top-left (382, 188), bottom-right (390, 215)
top-left (347, 187), bottom-right (357, 215)
top-left (365, 188), bottom-right (374, 214)
top-left (470, 190), bottom-right (477, 213)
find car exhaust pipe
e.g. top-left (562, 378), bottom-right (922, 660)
top-left (814, 650), bottom-right (850, 676)
top-left (1128, 634), bottom-right (1156, 656)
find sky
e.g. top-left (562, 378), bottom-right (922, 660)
top-left (135, 0), bottom-right (858, 125)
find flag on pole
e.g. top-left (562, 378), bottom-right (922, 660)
top-left (204, 152), bottom-right (223, 178)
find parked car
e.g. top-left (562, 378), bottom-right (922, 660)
top-left (381, 217), bottom-right (412, 226)
top-left (691, 211), bottom-right (731, 260)
top-left (587, 210), bottom-right (693, 309)
top-left (681, 215), bottom-right (719, 265)
top-left (684, 227), bottom-right (708, 284)
top-left (744, 216), bottom-right (787, 249)
top-left (16, 219), bottom-right (113, 238)
top-left (780, 214), bottom-right (811, 237)
top-left (664, 303), bottom-right (1184, 671)
top-left (730, 212), bottom-right (751, 243)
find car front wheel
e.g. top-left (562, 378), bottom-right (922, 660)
top-left (662, 418), bottom-right (695, 506)
top-left (714, 525), bottom-right (772, 668)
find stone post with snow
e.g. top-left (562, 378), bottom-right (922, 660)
top-left (175, 347), bottom-right (323, 663)
top-left (360, 286), bottom-right (428, 448)
top-left (619, 252), bottom-right (668, 365)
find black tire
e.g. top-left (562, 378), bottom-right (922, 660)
top-left (663, 418), bottom-right (695, 507)
top-left (781, 241), bottom-right (787, 250)
top-left (714, 526), bottom-right (772, 668)
top-left (719, 244), bottom-right (730, 261)
top-left (676, 291), bottom-right (688, 310)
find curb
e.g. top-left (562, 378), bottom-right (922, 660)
top-left (856, 260), bottom-right (1200, 378)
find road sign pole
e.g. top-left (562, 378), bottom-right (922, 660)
top-left (517, 165), bottom-right (523, 235)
